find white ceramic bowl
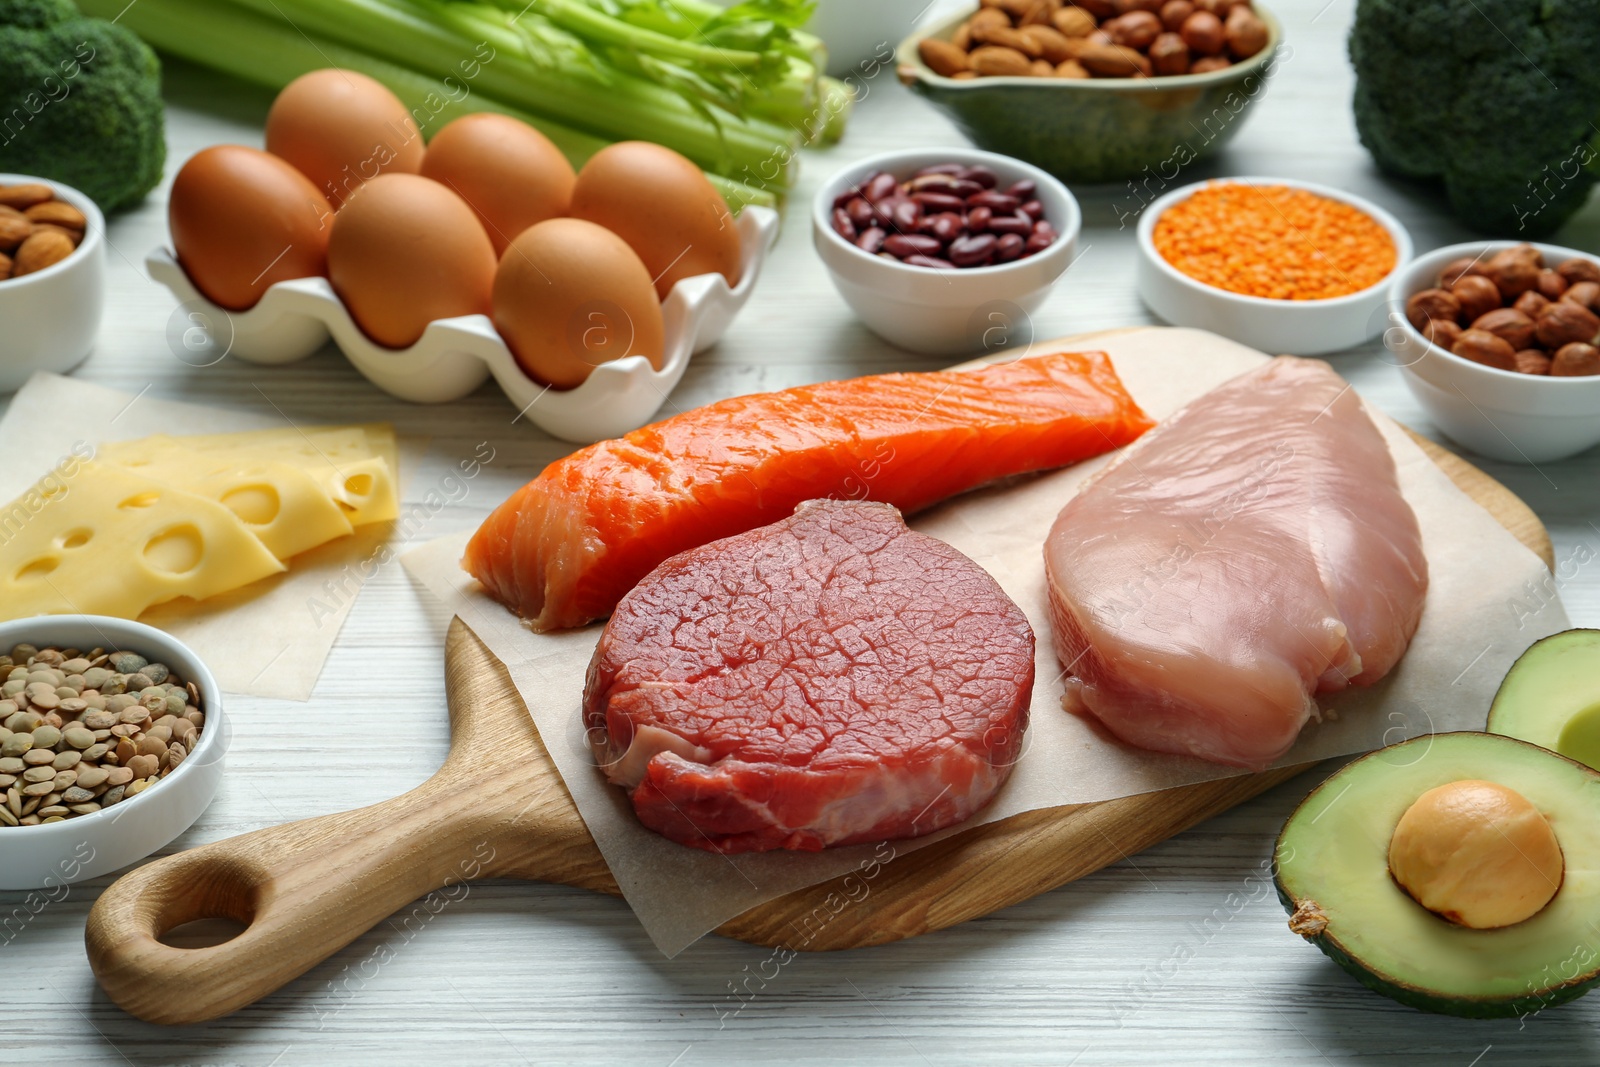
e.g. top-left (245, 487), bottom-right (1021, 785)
top-left (1136, 176), bottom-right (1412, 356)
top-left (1385, 240), bottom-right (1600, 464)
top-left (0, 616), bottom-right (226, 890)
top-left (0, 174), bottom-right (105, 393)
top-left (146, 206), bottom-right (779, 444)
top-left (808, 0), bottom-right (929, 77)
top-left (812, 147), bottom-right (1080, 357)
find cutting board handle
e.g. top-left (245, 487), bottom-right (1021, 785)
top-left (85, 618), bottom-right (616, 1025)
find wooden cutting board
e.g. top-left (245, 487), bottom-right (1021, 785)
top-left (83, 430), bottom-right (1551, 1026)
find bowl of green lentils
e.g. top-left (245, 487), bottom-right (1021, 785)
top-left (0, 615), bottom-right (225, 890)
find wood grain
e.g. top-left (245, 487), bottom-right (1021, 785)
top-left (82, 431), bottom-right (1548, 1024)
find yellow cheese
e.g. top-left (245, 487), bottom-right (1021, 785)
top-left (100, 426), bottom-right (399, 528)
top-left (107, 458), bottom-right (357, 562)
top-left (0, 463), bottom-right (286, 623)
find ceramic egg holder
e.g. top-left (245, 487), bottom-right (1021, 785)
top-left (146, 206), bottom-right (779, 444)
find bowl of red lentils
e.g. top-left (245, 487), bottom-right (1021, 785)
top-left (1135, 177), bottom-right (1411, 356)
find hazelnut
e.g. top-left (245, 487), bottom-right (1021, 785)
top-left (1438, 256), bottom-right (1486, 288)
top-left (1180, 10), bottom-right (1225, 54)
top-left (1053, 6), bottom-right (1099, 35)
top-left (0, 250), bottom-right (11, 278)
top-left (1406, 288), bottom-right (1460, 331)
top-left (1471, 308), bottom-right (1537, 351)
top-left (1562, 280), bottom-right (1600, 310)
top-left (1224, 5), bottom-right (1268, 58)
top-left (1188, 55), bottom-right (1231, 72)
top-left (1556, 257), bottom-right (1600, 287)
top-left (1485, 256), bottom-right (1540, 300)
top-left (1452, 329), bottom-right (1517, 370)
top-left (1423, 318), bottom-right (1462, 352)
top-left (1513, 349), bottom-right (1552, 376)
top-left (1492, 243), bottom-right (1543, 269)
top-left (1513, 290), bottom-right (1551, 318)
top-left (1149, 31), bottom-right (1190, 74)
top-left (1450, 274), bottom-right (1502, 323)
top-left (1160, 0), bottom-right (1194, 30)
top-left (1536, 268), bottom-right (1569, 301)
top-left (1105, 10), bottom-right (1161, 48)
top-left (1535, 300), bottom-right (1600, 348)
top-left (1551, 342), bottom-right (1600, 377)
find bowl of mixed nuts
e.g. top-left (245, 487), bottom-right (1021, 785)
top-left (1387, 241), bottom-right (1600, 464)
top-left (0, 615), bottom-right (225, 891)
top-left (896, 0), bottom-right (1282, 184)
top-left (0, 174), bottom-right (105, 393)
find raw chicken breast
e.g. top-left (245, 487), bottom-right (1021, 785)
top-left (1043, 357), bottom-right (1428, 770)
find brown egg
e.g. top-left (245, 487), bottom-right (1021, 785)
top-left (169, 145), bottom-right (333, 311)
top-left (493, 218), bottom-right (664, 389)
top-left (266, 69), bottom-right (424, 207)
top-left (569, 141), bottom-right (741, 300)
top-left (420, 113), bottom-right (576, 254)
top-left (328, 174), bottom-right (496, 349)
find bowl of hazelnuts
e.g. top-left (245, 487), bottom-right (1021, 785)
top-left (1387, 241), bottom-right (1600, 464)
top-left (896, 0), bottom-right (1282, 184)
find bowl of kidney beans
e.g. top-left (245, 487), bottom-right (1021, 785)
top-left (830, 163), bottom-right (1058, 270)
top-left (812, 147), bottom-right (1081, 356)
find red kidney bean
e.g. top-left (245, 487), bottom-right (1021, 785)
top-left (914, 163), bottom-right (965, 178)
top-left (994, 233), bottom-right (1026, 262)
top-left (1033, 220), bottom-right (1056, 238)
top-left (1020, 200), bottom-right (1045, 221)
top-left (1025, 231), bottom-right (1055, 254)
top-left (845, 197), bottom-right (873, 227)
top-left (989, 215), bottom-right (1034, 237)
top-left (833, 174), bottom-right (878, 209)
top-left (928, 211), bottom-right (964, 242)
top-left (905, 254), bottom-right (956, 269)
top-left (856, 226), bottom-right (886, 254)
top-left (884, 233), bottom-right (942, 258)
top-left (832, 208), bottom-right (856, 240)
top-left (949, 233), bottom-right (998, 267)
top-left (912, 191), bottom-right (967, 213)
top-left (960, 165), bottom-right (998, 189)
top-left (1004, 179), bottom-right (1037, 200)
top-left (891, 198), bottom-right (921, 232)
top-left (863, 172), bottom-right (899, 202)
top-left (967, 191), bottom-right (1020, 214)
top-left (966, 205), bottom-right (993, 232)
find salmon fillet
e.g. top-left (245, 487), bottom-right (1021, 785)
top-left (584, 499), bottom-right (1034, 853)
top-left (467, 351), bottom-right (1151, 631)
top-left (1043, 357), bottom-right (1428, 770)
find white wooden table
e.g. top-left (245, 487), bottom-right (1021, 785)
top-left (4, 1), bottom-right (1598, 1062)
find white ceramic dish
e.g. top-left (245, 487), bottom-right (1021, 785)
top-left (812, 147), bottom-right (1081, 358)
top-left (1386, 240), bottom-right (1600, 464)
top-left (1135, 176), bottom-right (1412, 356)
top-left (0, 615), bottom-right (225, 891)
top-left (808, 0), bottom-right (928, 77)
top-left (0, 173), bottom-right (105, 393)
top-left (147, 206), bottom-right (779, 444)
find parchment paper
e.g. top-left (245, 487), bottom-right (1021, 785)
top-left (402, 327), bottom-right (1570, 955)
top-left (0, 372), bottom-right (411, 700)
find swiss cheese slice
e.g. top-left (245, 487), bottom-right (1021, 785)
top-left (0, 463), bottom-right (287, 623)
top-left (100, 426), bottom-right (399, 528)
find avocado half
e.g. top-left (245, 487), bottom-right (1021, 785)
top-left (1274, 732), bottom-right (1600, 1018)
top-left (1488, 630), bottom-right (1600, 770)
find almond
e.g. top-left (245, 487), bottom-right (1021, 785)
top-left (968, 8), bottom-right (1014, 42)
top-left (1055, 58), bottom-right (1091, 77)
top-left (12, 228), bottom-right (75, 275)
top-left (0, 183), bottom-right (52, 209)
top-left (919, 38), bottom-right (971, 77)
top-left (24, 201), bottom-right (85, 231)
top-left (1020, 24), bottom-right (1079, 63)
top-left (0, 212), bottom-right (30, 252)
top-left (31, 222), bottom-right (80, 246)
top-left (1052, 6), bottom-right (1098, 35)
top-left (968, 45), bottom-right (1034, 76)
top-left (984, 26), bottom-right (1045, 56)
top-left (1078, 41), bottom-right (1153, 76)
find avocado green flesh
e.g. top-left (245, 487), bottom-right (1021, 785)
top-left (1275, 733), bottom-right (1600, 1017)
top-left (1488, 630), bottom-right (1600, 771)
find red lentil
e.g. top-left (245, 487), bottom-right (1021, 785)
top-left (1152, 182), bottom-right (1398, 301)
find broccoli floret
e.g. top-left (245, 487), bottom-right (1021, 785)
top-left (0, 0), bottom-right (165, 213)
top-left (1350, 0), bottom-right (1600, 237)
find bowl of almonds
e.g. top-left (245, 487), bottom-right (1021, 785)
top-left (0, 615), bottom-right (225, 891)
top-left (0, 174), bottom-right (105, 394)
top-left (1387, 241), bottom-right (1600, 464)
top-left (896, 0), bottom-right (1282, 184)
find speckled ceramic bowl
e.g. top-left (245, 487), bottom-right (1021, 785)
top-left (895, 6), bottom-right (1284, 185)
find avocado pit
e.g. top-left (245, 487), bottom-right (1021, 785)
top-left (1387, 779), bottom-right (1564, 929)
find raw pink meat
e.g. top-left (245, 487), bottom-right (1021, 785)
top-left (1043, 357), bottom-right (1428, 770)
top-left (583, 499), bottom-right (1034, 853)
